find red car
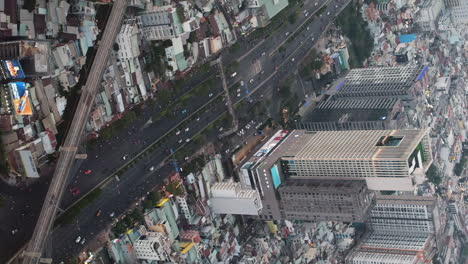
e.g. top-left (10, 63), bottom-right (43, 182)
top-left (84, 170), bottom-right (92, 175)
top-left (70, 187), bottom-right (80, 196)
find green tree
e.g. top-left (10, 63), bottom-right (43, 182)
top-left (112, 221), bottom-right (127, 235)
top-left (427, 164), bottom-right (442, 185)
top-left (454, 157), bottom-right (467, 176)
top-left (143, 199), bottom-right (154, 210)
top-left (288, 13), bottom-right (297, 24)
top-left (130, 208), bottom-right (144, 223)
top-left (123, 216), bottom-right (133, 227)
top-left (166, 181), bottom-right (184, 196)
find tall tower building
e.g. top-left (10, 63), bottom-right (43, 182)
top-left (345, 232), bottom-right (436, 264)
top-left (239, 129), bottom-right (432, 220)
top-left (444, 0), bottom-right (468, 24)
top-left (297, 97), bottom-right (406, 131)
top-left (280, 129), bottom-right (433, 191)
top-left (333, 66), bottom-right (424, 101)
top-left (369, 195), bottom-right (441, 234)
top-left (278, 180), bottom-right (375, 222)
top-left (345, 195), bottom-right (440, 264)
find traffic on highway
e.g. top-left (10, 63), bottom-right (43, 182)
top-left (5, 0), bottom-right (349, 262)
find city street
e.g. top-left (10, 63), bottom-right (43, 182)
top-left (0, 0), bottom-right (349, 262)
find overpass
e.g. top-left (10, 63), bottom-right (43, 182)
top-left (21, 0), bottom-right (128, 263)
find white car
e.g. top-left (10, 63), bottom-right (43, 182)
top-left (176, 130), bottom-right (181, 136)
top-left (261, 52), bottom-right (266, 56)
top-left (305, 12), bottom-right (309, 17)
top-left (196, 117), bottom-right (200, 122)
top-left (109, 212), bottom-right (115, 218)
top-left (231, 72), bottom-right (237, 78)
top-left (178, 139), bottom-right (183, 144)
top-left (249, 79), bottom-right (254, 83)
top-left (240, 81), bottom-right (245, 86)
top-left (237, 88), bottom-right (241, 92)
top-left (291, 58), bottom-right (295, 62)
top-left (149, 166), bottom-right (155, 172)
top-left (327, 11), bottom-right (330, 15)
top-left (185, 127), bottom-right (190, 132)
top-left (122, 155), bottom-right (129, 160)
top-left (237, 93), bottom-right (241, 97)
top-left (185, 138), bottom-right (191, 143)
top-left (219, 127), bottom-right (224, 132)
top-left (80, 238), bottom-right (86, 245)
top-left (307, 26), bottom-right (310, 30)
top-left (209, 93), bottom-right (213, 97)
top-left (75, 236), bottom-right (81, 243)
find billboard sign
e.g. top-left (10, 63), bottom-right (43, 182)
top-left (8, 82), bottom-right (33, 115)
top-left (2, 60), bottom-right (25, 79)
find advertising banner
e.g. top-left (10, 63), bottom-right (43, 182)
top-left (2, 60), bottom-right (25, 79)
top-left (8, 82), bottom-right (32, 116)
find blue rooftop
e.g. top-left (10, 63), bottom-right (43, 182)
top-left (399, 34), bottom-right (416, 43)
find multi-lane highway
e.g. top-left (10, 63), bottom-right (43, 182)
top-left (49, 1), bottom-right (348, 261)
top-left (20, 1), bottom-right (128, 263)
top-left (4, 0), bottom-right (349, 262)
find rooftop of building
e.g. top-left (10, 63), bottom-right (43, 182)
top-left (375, 194), bottom-right (436, 206)
top-left (281, 129), bottom-right (428, 161)
top-left (334, 65), bottom-right (425, 98)
top-left (302, 98), bottom-right (400, 123)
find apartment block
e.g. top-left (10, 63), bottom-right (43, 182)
top-left (280, 129), bottom-right (433, 191)
top-left (333, 66), bottom-right (424, 100)
top-left (278, 180), bottom-right (375, 222)
top-left (239, 129), bottom-right (433, 220)
top-left (297, 97), bottom-right (405, 131)
top-left (369, 195), bottom-right (441, 234)
top-left (137, 7), bottom-right (182, 40)
top-left (345, 232), bottom-right (436, 264)
top-left (444, 0), bottom-right (468, 24)
top-left (133, 227), bottom-right (172, 261)
top-left (209, 182), bottom-right (263, 215)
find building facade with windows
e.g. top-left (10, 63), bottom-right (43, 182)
top-left (238, 129), bottom-right (432, 221)
top-left (278, 180), bottom-right (375, 222)
top-left (445, 0), bottom-right (468, 24)
top-left (280, 129), bottom-right (433, 191)
top-left (345, 232), bottom-right (436, 264)
top-left (137, 6), bottom-right (183, 41)
top-left (369, 195), bottom-right (441, 234)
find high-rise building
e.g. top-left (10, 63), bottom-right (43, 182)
top-left (239, 129), bottom-right (432, 220)
top-left (345, 195), bottom-right (440, 264)
top-left (280, 129), bottom-right (433, 191)
top-left (345, 232), bottom-right (436, 264)
top-left (297, 97), bottom-right (405, 131)
top-left (333, 66), bottom-right (425, 100)
top-left (415, 0), bottom-right (445, 31)
top-left (369, 195), bottom-right (441, 234)
top-left (326, 65), bottom-right (431, 129)
top-left (444, 0), bottom-right (468, 24)
top-left (209, 182), bottom-right (263, 215)
top-left (278, 180), bottom-right (375, 222)
top-left (133, 226), bottom-right (172, 261)
top-left (137, 7), bottom-right (183, 40)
